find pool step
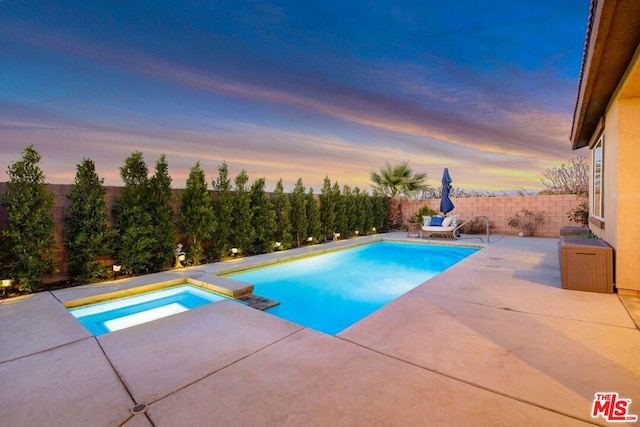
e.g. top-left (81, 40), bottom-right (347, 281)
top-left (238, 294), bottom-right (279, 311)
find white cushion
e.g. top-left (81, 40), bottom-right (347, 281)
top-left (442, 216), bottom-right (453, 227)
top-left (422, 215), bottom-right (431, 226)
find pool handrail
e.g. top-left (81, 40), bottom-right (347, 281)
top-left (454, 215), bottom-right (491, 243)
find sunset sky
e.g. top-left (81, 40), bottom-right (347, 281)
top-left (0, 1), bottom-right (590, 192)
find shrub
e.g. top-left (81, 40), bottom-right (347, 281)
top-left (148, 155), bottom-right (175, 271)
top-left (333, 182), bottom-right (346, 236)
top-left (1, 145), bottom-right (57, 291)
top-left (371, 194), bottom-right (389, 232)
top-left (64, 158), bottom-right (112, 283)
top-left (290, 178), bottom-right (308, 247)
top-left (354, 187), bottom-right (372, 235)
top-left (272, 179), bottom-right (293, 249)
top-left (249, 177), bottom-right (276, 255)
top-left (306, 188), bottom-right (322, 242)
top-left (179, 162), bottom-right (216, 265)
top-left (230, 169), bottom-right (253, 255)
top-left (458, 217), bottom-right (487, 234)
top-left (341, 184), bottom-right (356, 237)
top-left (112, 151), bottom-right (155, 275)
top-left (416, 205), bottom-right (439, 219)
top-left (567, 200), bottom-right (589, 226)
top-left (506, 209), bottom-right (545, 237)
top-left (320, 176), bottom-right (338, 241)
top-left (569, 232), bottom-right (599, 239)
top-left (211, 162), bottom-right (233, 260)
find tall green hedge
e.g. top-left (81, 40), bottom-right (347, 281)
top-left (1, 145), bottom-right (56, 291)
top-left (148, 155), bottom-right (175, 271)
top-left (179, 161), bottom-right (216, 265)
top-left (112, 152), bottom-right (155, 275)
top-left (249, 178), bottom-right (277, 254)
top-left (272, 178), bottom-right (293, 249)
top-left (64, 158), bottom-right (112, 283)
top-left (1, 146), bottom-right (392, 290)
top-left (230, 170), bottom-right (252, 255)
top-left (306, 188), bottom-right (322, 243)
top-left (290, 178), bottom-right (308, 247)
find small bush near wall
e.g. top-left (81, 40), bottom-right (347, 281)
top-left (416, 205), bottom-right (438, 220)
top-left (506, 209), bottom-right (545, 237)
top-left (567, 200), bottom-right (589, 226)
top-left (458, 217), bottom-right (487, 234)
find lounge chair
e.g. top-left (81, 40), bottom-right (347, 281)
top-left (421, 215), bottom-right (460, 239)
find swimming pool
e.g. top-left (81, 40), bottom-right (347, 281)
top-left (229, 241), bottom-right (478, 335)
top-left (69, 284), bottom-right (228, 336)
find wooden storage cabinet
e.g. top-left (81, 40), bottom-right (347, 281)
top-left (559, 237), bottom-right (613, 293)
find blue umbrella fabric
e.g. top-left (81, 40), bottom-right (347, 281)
top-left (439, 168), bottom-right (455, 214)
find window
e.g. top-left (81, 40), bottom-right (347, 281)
top-left (592, 135), bottom-right (604, 219)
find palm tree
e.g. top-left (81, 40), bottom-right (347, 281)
top-left (370, 161), bottom-right (429, 229)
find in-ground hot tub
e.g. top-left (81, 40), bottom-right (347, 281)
top-left (65, 275), bottom-right (255, 335)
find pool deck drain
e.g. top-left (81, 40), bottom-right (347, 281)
top-left (238, 294), bottom-right (279, 310)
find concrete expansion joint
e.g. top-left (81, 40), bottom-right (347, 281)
top-left (0, 336), bottom-right (92, 366)
top-left (415, 289), bottom-right (638, 330)
top-left (337, 336), bottom-right (602, 426)
top-left (48, 290), bottom-right (63, 304)
top-left (618, 295), bottom-right (640, 331)
top-left (140, 327), bottom-right (307, 408)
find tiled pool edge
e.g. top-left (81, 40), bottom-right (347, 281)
top-left (214, 235), bottom-right (485, 277)
top-left (62, 276), bottom-right (253, 309)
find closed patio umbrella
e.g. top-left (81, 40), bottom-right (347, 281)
top-left (439, 168), bottom-right (455, 214)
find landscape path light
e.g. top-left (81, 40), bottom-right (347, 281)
top-left (174, 243), bottom-right (186, 268)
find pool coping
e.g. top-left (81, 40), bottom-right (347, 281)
top-left (54, 235), bottom-right (485, 307)
top-left (62, 276), bottom-right (254, 309)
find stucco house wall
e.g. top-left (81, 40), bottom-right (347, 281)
top-left (585, 55), bottom-right (640, 294)
top-left (571, 0), bottom-right (640, 295)
top-left (612, 95), bottom-right (640, 293)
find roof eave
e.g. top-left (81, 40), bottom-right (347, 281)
top-left (570, 0), bottom-right (640, 150)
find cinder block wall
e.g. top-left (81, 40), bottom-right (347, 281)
top-left (400, 194), bottom-right (587, 237)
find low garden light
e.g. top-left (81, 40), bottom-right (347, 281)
top-left (112, 264), bottom-right (122, 280)
top-left (275, 241), bottom-right (282, 250)
top-left (2, 278), bottom-right (13, 298)
top-left (174, 243), bottom-right (186, 268)
top-left (355, 230), bottom-right (359, 236)
top-left (372, 227), bottom-right (376, 233)
top-left (231, 247), bottom-right (239, 257)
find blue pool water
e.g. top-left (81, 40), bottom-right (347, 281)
top-left (229, 241), bottom-right (478, 335)
top-left (70, 285), bottom-right (227, 336)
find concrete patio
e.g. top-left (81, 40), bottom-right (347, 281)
top-left (1, 233), bottom-right (639, 426)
